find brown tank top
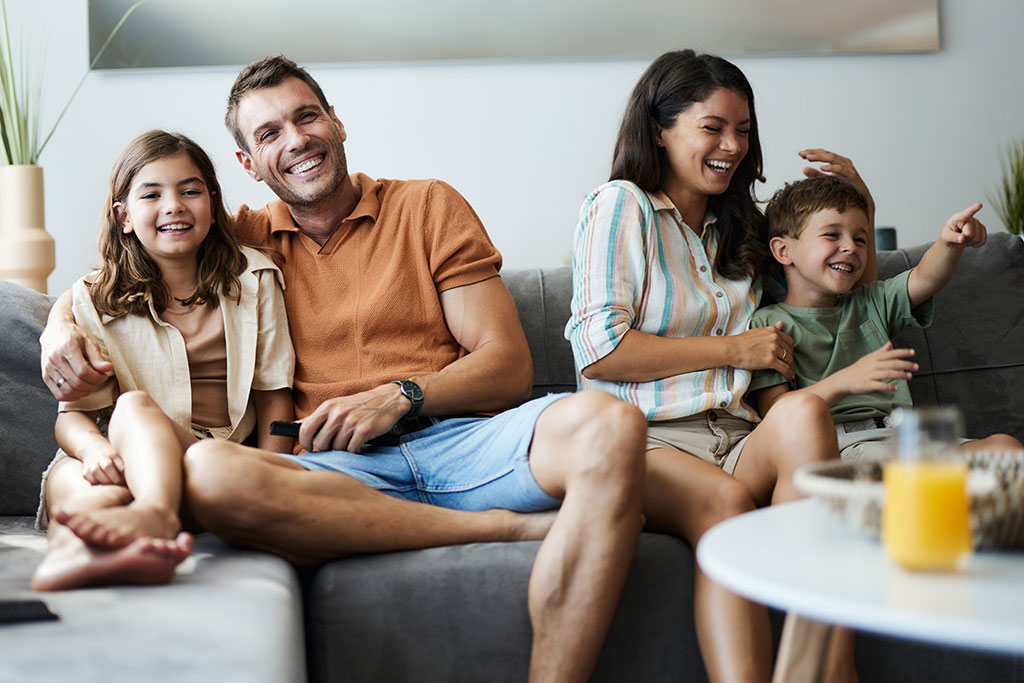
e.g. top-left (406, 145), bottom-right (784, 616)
top-left (163, 301), bottom-right (230, 429)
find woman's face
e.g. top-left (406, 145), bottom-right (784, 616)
top-left (657, 87), bottom-right (750, 200)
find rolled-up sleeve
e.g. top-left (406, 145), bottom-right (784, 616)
top-left (565, 183), bottom-right (649, 371)
top-left (252, 267), bottom-right (295, 391)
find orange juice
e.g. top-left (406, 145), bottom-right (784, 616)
top-left (882, 460), bottom-right (972, 571)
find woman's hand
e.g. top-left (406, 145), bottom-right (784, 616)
top-left (729, 322), bottom-right (795, 379)
top-left (799, 148), bottom-right (875, 220)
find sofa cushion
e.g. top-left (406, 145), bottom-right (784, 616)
top-left (305, 533), bottom-right (706, 683)
top-left (501, 269), bottom-right (577, 399)
top-left (0, 518), bottom-right (305, 682)
top-left (0, 282), bottom-right (58, 516)
top-left (880, 233), bottom-right (1024, 441)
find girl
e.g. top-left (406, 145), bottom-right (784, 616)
top-left (32, 130), bottom-right (295, 592)
top-left (565, 51), bottom-right (870, 682)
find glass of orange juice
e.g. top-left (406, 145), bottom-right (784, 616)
top-left (882, 407), bottom-right (972, 571)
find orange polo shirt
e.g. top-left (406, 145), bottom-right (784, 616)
top-left (234, 173), bottom-right (501, 419)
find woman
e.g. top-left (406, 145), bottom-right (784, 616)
top-left (565, 50), bottom-right (871, 682)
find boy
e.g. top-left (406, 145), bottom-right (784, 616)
top-left (747, 175), bottom-right (1021, 461)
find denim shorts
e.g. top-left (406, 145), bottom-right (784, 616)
top-left (274, 393), bottom-right (567, 512)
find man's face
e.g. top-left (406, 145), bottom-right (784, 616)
top-left (234, 77), bottom-right (348, 208)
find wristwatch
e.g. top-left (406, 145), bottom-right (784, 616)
top-left (391, 380), bottom-right (424, 418)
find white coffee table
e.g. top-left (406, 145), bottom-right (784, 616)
top-left (697, 499), bottom-right (1024, 680)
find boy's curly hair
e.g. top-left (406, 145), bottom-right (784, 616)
top-left (766, 176), bottom-right (869, 239)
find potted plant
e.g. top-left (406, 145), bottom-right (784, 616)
top-left (988, 139), bottom-right (1024, 237)
top-left (0, 0), bottom-right (146, 292)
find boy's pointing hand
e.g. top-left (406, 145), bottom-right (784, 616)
top-left (942, 202), bottom-right (987, 248)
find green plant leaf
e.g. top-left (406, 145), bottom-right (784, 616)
top-left (0, 0), bottom-right (150, 165)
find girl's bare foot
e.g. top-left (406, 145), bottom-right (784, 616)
top-left (53, 503), bottom-right (181, 548)
top-left (31, 532), bottom-right (194, 592)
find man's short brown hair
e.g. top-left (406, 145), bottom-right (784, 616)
top-left (225, 55), bottom-right (332, 152)
top-left (765, 176), bottom-right (869, 239)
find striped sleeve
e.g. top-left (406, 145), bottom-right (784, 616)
top-left (565, 182), bottom-right (650, 371)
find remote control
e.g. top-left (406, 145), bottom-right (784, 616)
top-left (269, 420), bottom-right (301, 437)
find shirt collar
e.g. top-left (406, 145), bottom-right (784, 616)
top-left (266, 172), bottom-right (383, 234)
top-left (650, 189), bottom-right (719, 232)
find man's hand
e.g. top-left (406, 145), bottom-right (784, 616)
top-left (729, 322), bottom-right (795, 379)
top-left (298, 383), bottom-right (411, 453)
top-left (832, 342), bottom-right (917, 397)
top-left (81, 445), bottom-right (126, 487)
top-left (940, 203), bottom-right (987, 249)
top-left (40, 292), bottom-right (113, 401)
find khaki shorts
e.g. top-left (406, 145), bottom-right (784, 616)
top-left (834, 416), bottom-right (895, 463)
top-left (836, 416), bottom-right (970, 463)
top-left (646, 410), bottom-right (754, 475)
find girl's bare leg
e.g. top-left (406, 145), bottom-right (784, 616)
top-left (57, 391), bottom-right (197, 547)
top-left (32, 456), bottom-right (192, 592)
top-left (644, 447), bottom-right (771, 683)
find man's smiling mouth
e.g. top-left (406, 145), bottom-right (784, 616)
top-left (288, 155), bottom-right (325, 175)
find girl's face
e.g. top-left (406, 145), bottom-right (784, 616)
top-left (115, 152), bottom-right (214, 268)
top-left (657, 87), bottom-right (750, 202)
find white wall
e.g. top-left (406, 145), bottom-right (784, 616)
top-left (7, 0), bottom-right (1024, 294)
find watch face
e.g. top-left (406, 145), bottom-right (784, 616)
top-left (401, 380), bottom-right (424, 401)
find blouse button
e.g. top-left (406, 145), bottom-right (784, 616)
top-left (715, 292), bottom-right (723, 298)
top-left (719, 401), bottom-right (727, 408)
top-left (700, 266), bottom-right (707, 273)
top-left (716, 329), bottom-right (723, 335)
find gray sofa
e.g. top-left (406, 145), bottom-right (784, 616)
top-left (3, 233), bottom-right (1024, 682)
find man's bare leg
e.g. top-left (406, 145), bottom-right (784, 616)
top-left (184, 392), bottom-right (645, 681)
top-left (521, 392), bottom-right (647, 683)
top-left (58, 391), bottom-right (196, 547)
top-left (182, 443), bottom-right (552, 563)
top-left (32, 457), bottom-right (192, 592)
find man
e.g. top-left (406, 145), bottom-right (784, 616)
top-left (40, 56), bottom-right (647, 683)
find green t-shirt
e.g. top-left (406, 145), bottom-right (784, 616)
top-left (747, 270), bottom-right (933, 423)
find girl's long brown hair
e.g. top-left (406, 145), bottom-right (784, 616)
top-left (90, 130), bottom-right (246, 317)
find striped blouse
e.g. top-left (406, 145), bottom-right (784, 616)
top-left (564, 180), bottom-right (761, 422)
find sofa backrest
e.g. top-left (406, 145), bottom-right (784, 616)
top-left (0, 281), bottom-right (58, 516)
top-left (504, 232), bottom-right (1024, 442)
top-left (882, 232), bottom-right (1024, 441)
top-left (3, 233), bottom-right (1021, 515)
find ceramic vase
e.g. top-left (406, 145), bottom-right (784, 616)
top-left (0, 165), bottom-right (54, 293)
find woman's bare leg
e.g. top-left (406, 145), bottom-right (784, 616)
top-left (733, 393), bottom-right (858, 683)
top-left (645, 447), bottom-right (771, 683)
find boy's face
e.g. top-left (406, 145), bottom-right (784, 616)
top-left (771, 207), bottom-right (870, 307)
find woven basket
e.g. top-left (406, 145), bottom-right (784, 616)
top-left (794, 450), bottom-right (1024, 549)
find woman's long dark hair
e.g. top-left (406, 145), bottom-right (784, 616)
top-left (610, 50), bottom-right (768, 281)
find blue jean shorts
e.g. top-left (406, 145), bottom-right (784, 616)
top-left (274, 393), bottom-right (567, 512)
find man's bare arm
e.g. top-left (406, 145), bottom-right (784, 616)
top-left (39, 290), bottom-right (112, 401)
top-left (418, 274), bottom-right (533, 414)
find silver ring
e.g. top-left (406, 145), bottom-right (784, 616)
top-left (56, 377), bottom-right (65, 388)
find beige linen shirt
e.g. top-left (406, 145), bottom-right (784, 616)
top-left (60, 246), bottom-right (294, 442)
